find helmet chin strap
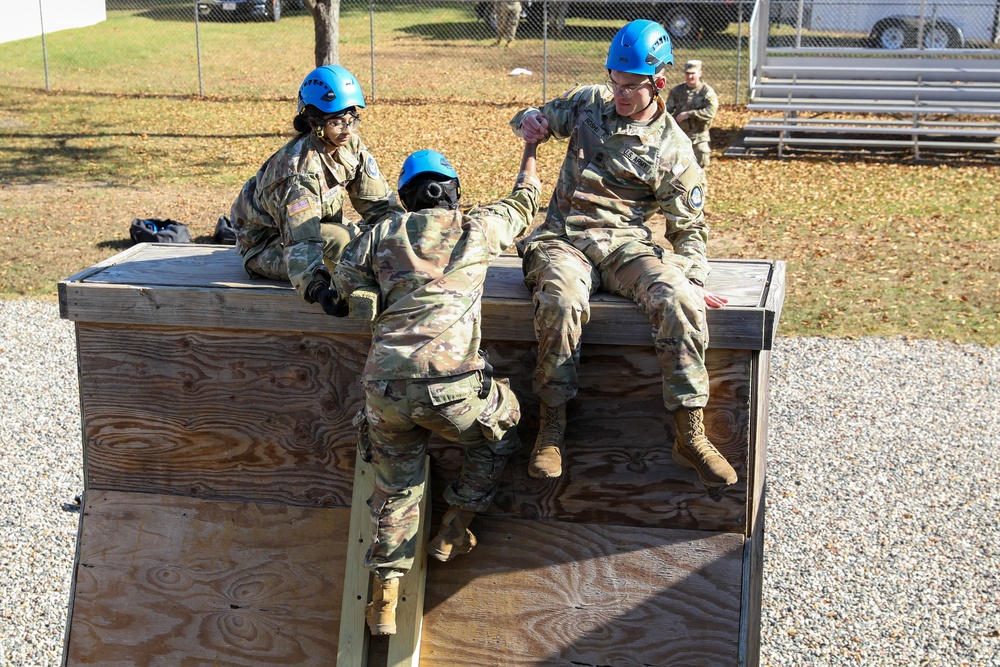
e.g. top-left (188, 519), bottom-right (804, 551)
top-left (619, 75), bottom-right (662, 118)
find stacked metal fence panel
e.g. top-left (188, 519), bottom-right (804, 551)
top-left (739, 0), bottom-right (1000, 157)
top-left (2, 0), bottom-right (753, 105)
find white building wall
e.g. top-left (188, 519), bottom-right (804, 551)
top-left (2, 0), bottom-right (106, 45)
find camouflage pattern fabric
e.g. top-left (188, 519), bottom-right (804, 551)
top-left (362, 374), bottom-right (521, 578)
top-left (243, 221), bottom-right (358, 283)
top-left (495, 1), bottom-right (521, 42)
top-left (230, 131), bottom-right (401, 300)
top-left (333, 177), bottom-right (539, 382)
top-left (511, 84), bottom-right (712, 409)
top-left (665, 81), bottom-right (719, 148)
top-left (510, 85), bottom-right (710, 284)
top-left (334, 174), bottom-right (540, 578)
top-left (522, 240), bottom-right (709, 409)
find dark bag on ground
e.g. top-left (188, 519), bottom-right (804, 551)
top-left (129, 218), bottom-right (192, 244)
top-left (214, 215), bottom-right (237, 245)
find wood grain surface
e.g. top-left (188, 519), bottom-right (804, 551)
top-left (433, 343), bottom-right (752, 533)
top-left (60, 245), bottom-right (783, 350)
top-left (419, 516), bottom-right (745, 666)
top-left (76, 324), bottom-right (369, 507)
top-left (77, 325), bottom-right (750, 531)
top-left (66, 491), bottom-right (349, 666)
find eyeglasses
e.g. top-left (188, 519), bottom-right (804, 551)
top-left (323, 113), bottom-right (361, 132)
top-left (605, 77), bottom-right (650, 96)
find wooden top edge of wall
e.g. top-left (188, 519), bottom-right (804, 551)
top-left (59, 244), bottom-right (786, 350)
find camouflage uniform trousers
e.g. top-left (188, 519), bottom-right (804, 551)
top-left (523, 238), bottom-right (710, 411)
top-left (361, 371), bottom-right (521, 579)
top-left (494, 1), bottom-right (521, 42)
top-left (692, 141), bottom-right (711, 169)
top-left (244, 221), bottom-right (359, 281)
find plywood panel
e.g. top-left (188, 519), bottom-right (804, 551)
top-left (431, 344), bottom-right (752, 533)
top-left (65, 491), bottom-right (349, 667)
top-left (419, 517), bottom-right (744, 666)
top-left (76, 324), bottom-right (368, 507)
top-left (76, 327), bottom-right (750, 532)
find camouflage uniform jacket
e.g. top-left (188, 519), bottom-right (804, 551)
top-left (333, 176), bottom-right (540, 383)
top-left (510, 85), bottom-right (711, 285)
top-left (664, 81), bottom-right (719, 145)
top-left (231, 131), bottom-right (400, 299)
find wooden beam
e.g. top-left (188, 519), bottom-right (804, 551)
top-left (337, 451), bottom-right (376, 667)
top-left (338, 452), bottom-right (430, 667)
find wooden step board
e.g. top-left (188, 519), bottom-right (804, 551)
top-left (338, 452), bottom-right (431, 667)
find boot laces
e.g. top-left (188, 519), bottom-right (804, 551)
top-left (538, 404), bottom-right (564, 448)
top-left (685, 411), bottom-right (719, 460)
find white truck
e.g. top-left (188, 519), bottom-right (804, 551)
top-left (769, 0), bottom-right (1000, 49)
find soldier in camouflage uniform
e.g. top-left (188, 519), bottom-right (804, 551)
top-left (510, 20), bottom-right (737, 491)
top-left (331, 145), bottom-right (540, 635)
top-left (492, 0), bottom-right (522, 47)
top-left (665, 60), bottom-right (719, 168)
top-left (230, 65), bottom-right (401, 315)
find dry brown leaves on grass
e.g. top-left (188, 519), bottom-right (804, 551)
top-left (1, 95), bottom-right (997, 344)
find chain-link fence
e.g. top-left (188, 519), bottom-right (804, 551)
top-left (2, 0), bottom-right (753, 105)
top-left (766, 0), bottom-right (1000, 50)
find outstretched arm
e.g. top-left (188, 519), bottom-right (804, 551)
top-left (518, 140), bottom-right (538, 184)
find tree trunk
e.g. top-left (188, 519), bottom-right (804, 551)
top-left (305, 0), bottom-right (340, 66)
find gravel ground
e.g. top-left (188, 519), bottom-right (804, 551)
top-left (1, 299), bottom-right (998, 666)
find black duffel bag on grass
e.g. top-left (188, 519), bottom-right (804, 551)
top-left (129, 218), bottom-right (192, 244)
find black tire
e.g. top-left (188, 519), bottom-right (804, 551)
top-left (663, 8), bottom-right (699, 40)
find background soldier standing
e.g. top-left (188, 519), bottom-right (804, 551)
top-left (229, 65), bottom-right (401, 314)
top-left (665, 59), bottom-right (720, 168)
top-left (493, 0), bottom-right (522, 47)
top-left (331, 145), bottom-right (540, 636)
top-left (510, 20), bottom-right (736, 492)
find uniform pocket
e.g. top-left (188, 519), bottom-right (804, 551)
top-left (352, 408), bottom-right (373, 463)
top-left (476, 378), bottom-right (521, 443)
top-left (426, 373), bottom-right (480, 406)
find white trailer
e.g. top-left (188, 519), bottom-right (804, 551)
top-left (770, 0), bottom-right (1000, 49)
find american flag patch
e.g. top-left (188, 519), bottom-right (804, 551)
top-left (287, 198), bottom-right (311, 216)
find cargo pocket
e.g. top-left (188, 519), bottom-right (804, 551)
top-left (353, 408), bottom-right (373, 463)
top-left (426, 373), bottom-right (480, 406)
top-left (476, 378), bottom-right (522, 453)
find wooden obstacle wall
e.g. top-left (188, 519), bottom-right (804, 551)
top-left (59, 244), bottom-right (784, 667)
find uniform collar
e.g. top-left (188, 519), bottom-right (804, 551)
top-left (604, 96), bottom-right (669, 138)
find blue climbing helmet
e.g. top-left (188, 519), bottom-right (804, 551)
top-left (397, 150), bottom-right (460, 191)
top-left (605, 19), bottom-right (674, 76)
top-left (397, 150), bottom-right (462, 211)
top-left (297, 65), bottom-right (366, 116)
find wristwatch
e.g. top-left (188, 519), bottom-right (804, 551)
top-left (689, 278), bottom-right (705, 287)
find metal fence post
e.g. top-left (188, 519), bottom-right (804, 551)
top-left (37, 0), bottom-right (50, 91)
top-left (542, 0), bottom-right (549, 102)
top-left (194, 1), bottom-right (204, 97)
top-left (370, 0), bottom-right (376, 102)
top-left (736, 0), bottom-right (744, 106)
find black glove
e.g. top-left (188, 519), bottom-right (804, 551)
top-left (315, 285), bottom-right (349, 317)
top-left (306, 277), bottom-right (349, 317)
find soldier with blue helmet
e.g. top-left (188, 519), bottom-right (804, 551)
top-left (229, 65), bottom-right (402, 313)
top-left (331, 142), bottom-right (541, 636)
top-left (510, 20), bottom-right (737, 492)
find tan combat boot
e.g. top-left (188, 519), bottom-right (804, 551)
top-left (528, 402), bottom-right (566, 478)
top-left (427, 507), bottom-right (477, 562)
top-left (672, 408), bottom-right (738, 488)
top-left (365, 576), bottom-right (399, 636)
